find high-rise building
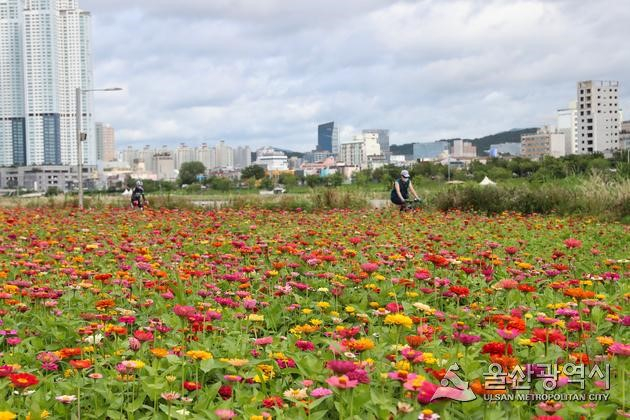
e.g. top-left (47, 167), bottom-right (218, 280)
top-left (317, 121), bottom-right (339, 154)
top-left (557, 101), bottom-right (577, 155)
top-left (620, 121), bottom-right (630, 150)
top-left (234, 146), bottom-right (251, 169)
top-left (576, 80), bottom-right (620, 153)
top-left (95, 123), bottom-right (116, 162)
top-left (1, 0), bottom-right (94, 167)
top-left (363, 129), bottom-right (390, 155)
top-left (215, 140), bottom-right (234, 169)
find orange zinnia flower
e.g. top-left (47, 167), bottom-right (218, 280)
top-left (58, 348), bottom-right (82, 359)
top-left (69, 359), bottom-right (92, 369)
top-left (563, 288), bottom-right (595, 300)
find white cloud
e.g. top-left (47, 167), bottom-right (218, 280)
top-left (80, 0), bottom-right (630, 150)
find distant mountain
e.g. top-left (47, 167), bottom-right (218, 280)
top-left (390, 127), bottom-right (538, 157)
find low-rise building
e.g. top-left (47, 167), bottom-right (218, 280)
top-left (520, 126), bottom-right (567, 159)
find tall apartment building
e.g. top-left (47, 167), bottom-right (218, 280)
top-left (0, 0), bottom-right (94, 166)
top-left (95, 122), bottom-right (115, 162)
top-left (576, 80), bottom-right (620, 153)
top-left (557, 101), bottom-right (577, 155)
top-left (317, 121), bottom-right (339, 154)
top-left (215, 140), bottom-right (234, 169)
top-left (234, 145), bottom-right (251, 169)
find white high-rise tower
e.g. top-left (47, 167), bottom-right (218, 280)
top-left (576, 80), bottom-right (621, 153)
top-left (0, 0), bottom-right (93, 166)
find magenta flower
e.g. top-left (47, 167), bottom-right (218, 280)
top-left (326, 360), bottom-right (357, 374)
top-left (454, 332), bottom-right (481, 346)
top-left (295, 340), bottom-right (315, 351)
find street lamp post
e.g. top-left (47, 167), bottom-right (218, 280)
top-left (76, 87), bottom-right (122, 209)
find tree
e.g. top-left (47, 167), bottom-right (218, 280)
top-left (278, 173), bottom-right (298, 188)
top-left (178, 161), bottom-right (206, 186)
top-left (241, 165), bottom-right (266, 180)
top-left (326, 172), bottom-right (344, 186)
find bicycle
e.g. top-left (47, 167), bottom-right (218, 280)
top-left (131, 196), bottom-right (148, 210)
top-left (401, 198), bottom-right (423, 211)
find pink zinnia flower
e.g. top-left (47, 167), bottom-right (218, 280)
top-left (564, 238), bottom-right (582, 249)
top-left (173, 305), bottom-right (196, 317)
top-left (215, 409), bottom-right (236, 419)
top-left (360, 263), bottom-right (379, 273)
top-left (496, 328), bottom-right (521, 340)
top-left (326, 375), bottom-right (359, 389)
top-left (254, 336), bottom-right (273, 346)
top-left (311, 387), bottom-right (333, 398)
top-left (608, 342), bottom-right (630, 356)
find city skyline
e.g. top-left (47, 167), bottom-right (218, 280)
top-left (35, 1), bottom-right (630, 151)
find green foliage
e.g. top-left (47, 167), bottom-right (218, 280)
top-left (433, 175), bottom-right (630, 221)
top-left (177, 161), bottom-right (206, 186)
top-left (241, 165), bottom-right (266, 180)
top-left (45, 186), bottom-right (61, 196)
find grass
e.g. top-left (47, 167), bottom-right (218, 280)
top-left (2, 175), bottom-right (628, 222)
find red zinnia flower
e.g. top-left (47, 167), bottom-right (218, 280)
top-left (9, 372), bottom-right (39, 388)
top-left (133, 330), bottom-right (154, 342)
top-left (448, 285), bottom-right (470, 298)
top-left (531, 328), bottom-right (566, 345)
top-left (183, 381), bottom-right (202, 391)
top-left (481, 342), bottom-right (512, 356)
top-left (218, 385), bottom-right (232, 400)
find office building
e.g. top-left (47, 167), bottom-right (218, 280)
top-left (520, 126), bottom-right (566, 159)
top-left (412, 141), bottom-right (449, 160)
top-left (317, 121), bottom-right (339, 154)
top-left (254, 147), bottom-right (288, 171)
top-left (576, 80), bottom-right (620, 153)
top-left (0, 0), bottom-right (94, 166)
top-left (450, 139), bottom-right (477, 158)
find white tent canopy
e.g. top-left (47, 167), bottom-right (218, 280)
top-left (479, 176), bottom-right (496, 186)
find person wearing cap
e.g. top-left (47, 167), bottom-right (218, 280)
top-left (131, 180), bottom-right (147, 210)
top-left (390, 169), bottom-right (420, 211)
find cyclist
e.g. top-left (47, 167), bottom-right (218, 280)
top-left (390, 170), bottom-right (420, 211)
top-left (131, 180), bottom-right (147, 210)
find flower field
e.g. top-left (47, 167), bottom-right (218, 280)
top-left (0, 207), bottom-right (628, 419)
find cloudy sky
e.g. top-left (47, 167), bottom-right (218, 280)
top-left (81, 0), bottom-right (630, 152)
